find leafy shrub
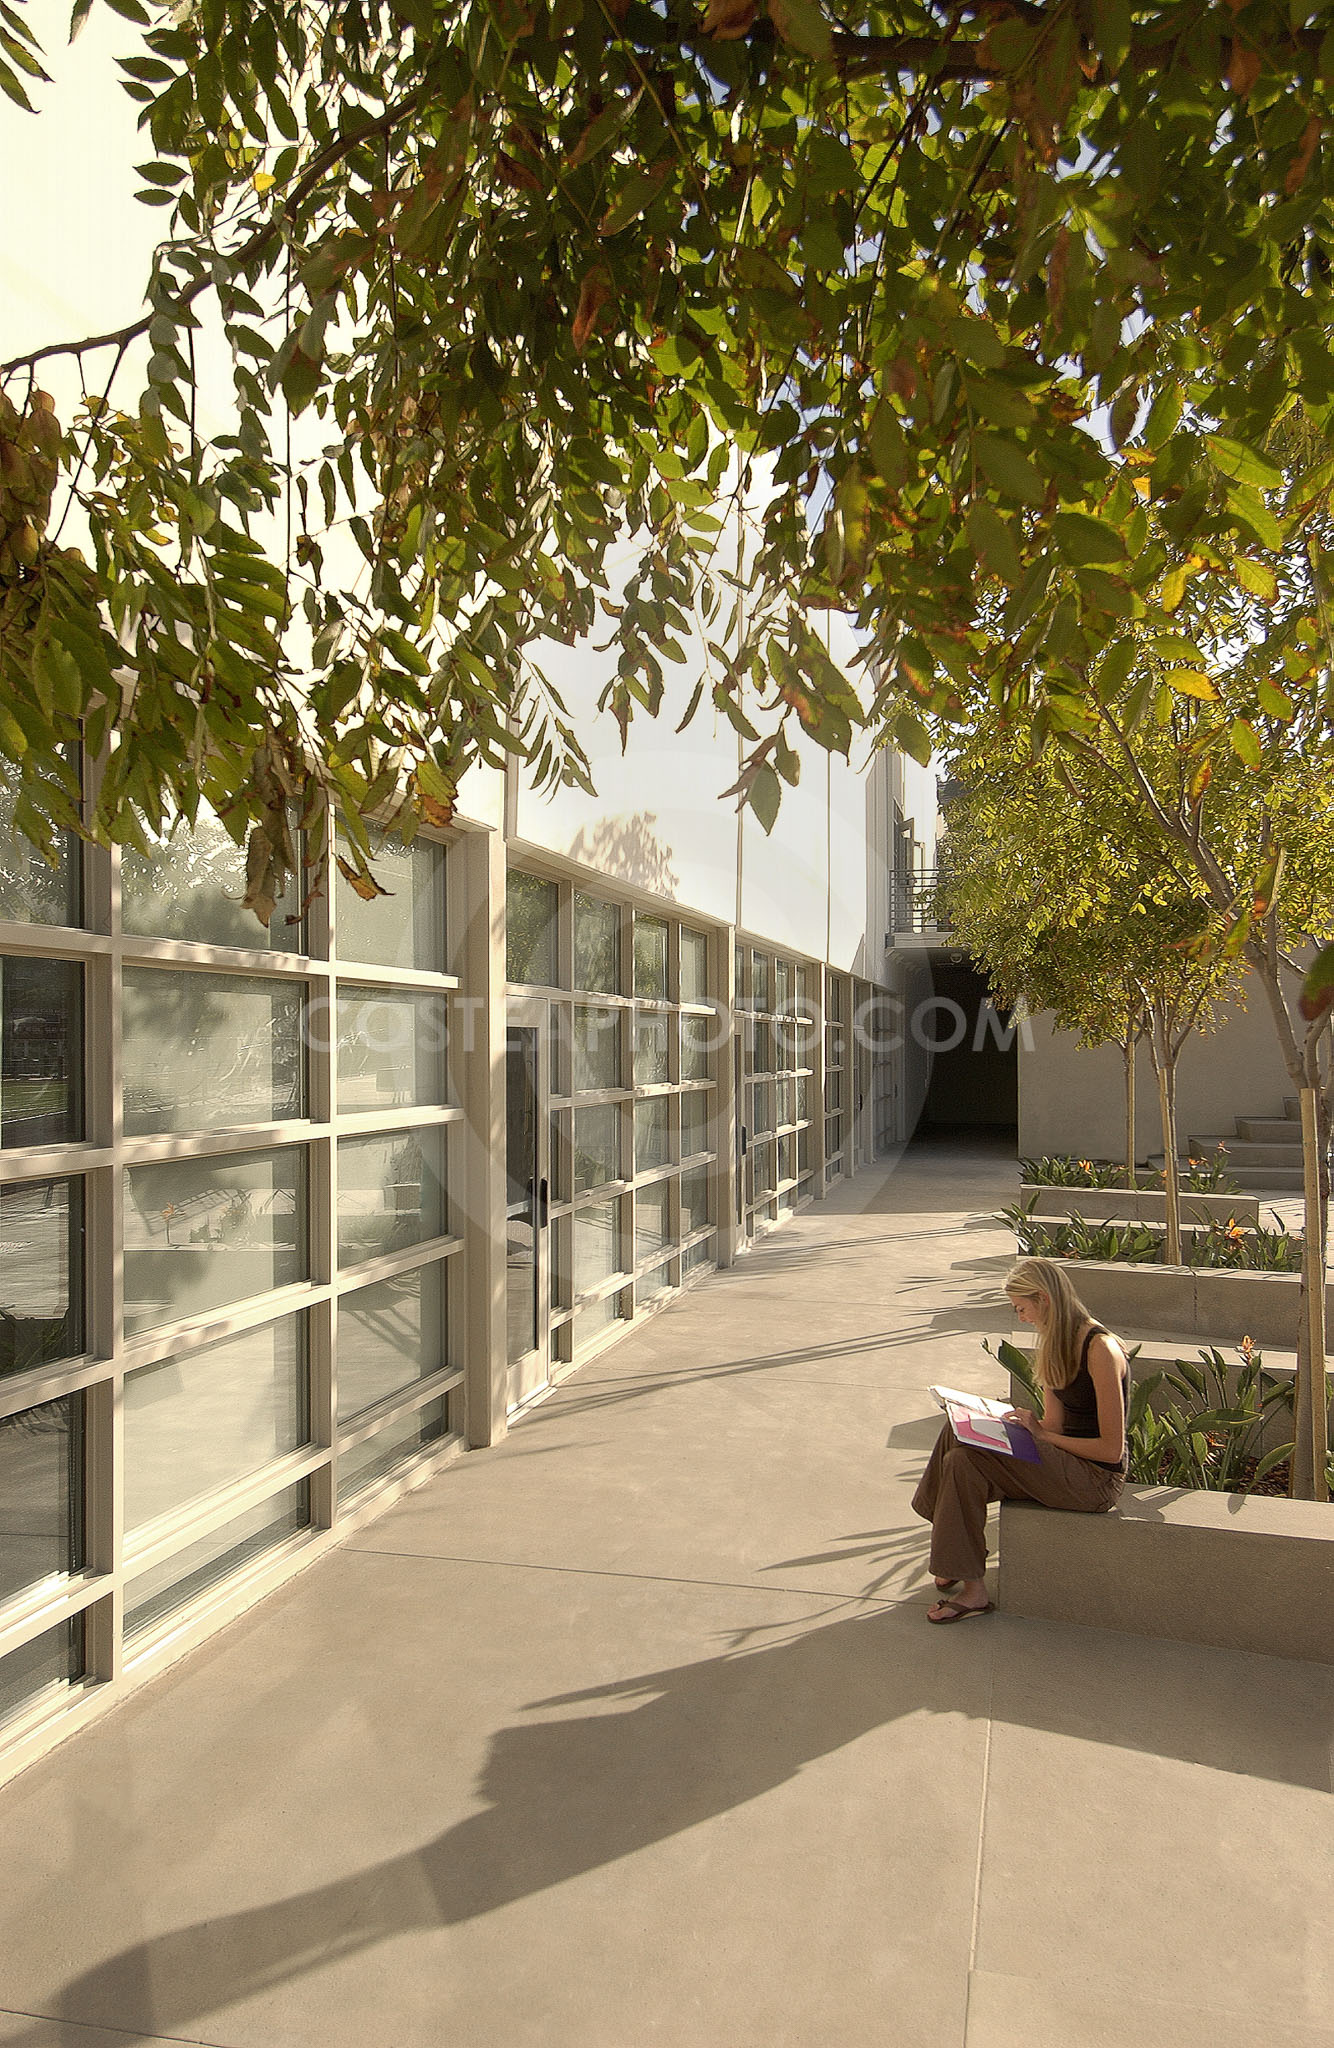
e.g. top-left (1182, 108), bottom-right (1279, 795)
top-left (988, 1337), bottom-right (1294, 1495)
top-left (1000, 1205), bottom-right (1302, 1271)
top-left (1172, 1147), bottom-right (1238, 1195)
top-left (1019, 1155), bottom-right (1122, 1188)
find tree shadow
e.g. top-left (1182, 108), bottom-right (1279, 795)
top-left (23, 1591), bottom-right (1332, 2043)
top-left (564, 813), bottom-right (680, 897)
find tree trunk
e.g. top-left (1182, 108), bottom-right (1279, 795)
top-left (1123, 1023), bottom-right (1137, 1190)
top-left (1149, 1008), bottom-right (1182, 1267)
top-left (1294, 1072), bottom-right (1330, 1503)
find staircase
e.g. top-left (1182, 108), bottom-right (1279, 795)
top-left (1178, 1097), bottom-right (1308, 1192)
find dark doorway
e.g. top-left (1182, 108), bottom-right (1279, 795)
top-left (913, 953), bottom-right (1018, 1144)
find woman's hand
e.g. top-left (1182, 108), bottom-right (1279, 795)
top-left (1004, 1407), bottom-right (1043, 1439)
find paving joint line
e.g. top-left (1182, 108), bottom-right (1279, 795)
top-left (338, 1544), bottom-right (919, 1607)
top-left (0, 2008), bottom-right (234, 2048)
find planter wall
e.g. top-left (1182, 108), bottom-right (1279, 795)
top-left (1050, 1256), bottom-right (1333, 1349)
top-left (1020, 1185), bottom-right (1262, 1227)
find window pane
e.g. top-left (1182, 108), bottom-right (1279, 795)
top-left (774, 959), bottom-right (790, 1010)
top-left (125, 1481), bottom-right (310, 1640)
top-left (0, 1177), bottom-right (83, 1380)
top-left (680, 1091), bottom-right (710, 1160)
top-left (572, 1293), bottom-right (622, 1347)
top-left (337, 1129), bottom-right (446, 1268)
top-left (681, 1014), bottom-right (714, 1083)
top-left (573, 1198), bottom-right (621, 1294)
top-left (122, 969), bottom-right (304, 1136)
top-left (572, 1006), bottom-right (620, 1092)
top-left (573, 893), bottom-right (620, 994)
top-left (778, 1133), bottom-right (795, 1184)
top-left (752, 1019), bottom-right (774, 1075)
top-left (680, 929), bottom-right (708, 1006)
top-left (681, 1165), bottom-right (711, 1235)
top-left (0, 1616), bottom-right (82, 1730)
top-left (124, 1315), bottom-right (308, 1531)
top-left (340, 1397), bottom-right (448, 1500)
top-left (574, 1104), bottom-right (620, 1193)
top-left (633, 917), bottom-right (667, 999)
top-left (638, 1262), bottom-right (672, 1304)
top-left (120, 806), bottom-right (302, 952)
top-left (335, 835), bottom-right (445, 973)
top-left (752, 1140), bottom-right (775, 1196)
top-left (684, 1238), bottom-right (713, 1275)
top-left (634, 1097), bottom-right (669, 1172)
top-left (0, 787), bottom-right (78, 926)
top-left (337, 1263), bottom-right (446, 1423)
top-left (0, 1395), bottom-right (82, 1609)
top-left (0, 956), bottom-right (82, 1146)
top-left (751, 1079), bottom-right (774, 1137)
top-left (633, 1011), bottom-right (669, 1086)
top-left (634, 1182), bottom-right (671, 1260)
top-left (334, 989), bottom-right (447, 1112)
top-left (507, 871), bottom-right (558, 987)
top-left (123, 1149), bottom-right (306, 1338)
top-left (752, 954), bottom-right (770, 1009)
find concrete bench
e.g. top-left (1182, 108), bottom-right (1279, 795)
top-left (999, 1488), bottom-right (1334, 1664)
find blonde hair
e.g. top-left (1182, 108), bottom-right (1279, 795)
top-left (1005, 1257), bottom-right (1095, 1390)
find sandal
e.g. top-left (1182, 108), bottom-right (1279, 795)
top-left (927, 1598), bottom-right (994, 1625)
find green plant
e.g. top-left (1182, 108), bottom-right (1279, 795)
top-left (1001, 1207), bottom-right (1303, 1272)
top-left (1018, 1157), bottom-right (1123, 1189)
top-left (1193, 1215), bottom-right (1304, 1272)
top-left (986, 1338), bottom-right (1295, 1496)
top-left (1174, 1147), bottom-right (1239, 1195)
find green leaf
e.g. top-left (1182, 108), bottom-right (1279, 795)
top-left (1085, 0), bottom-right (1131, 73)
top-left (1144, 381), bottom-right (1183, 449)
top-left (748, 761), bottom-right (782, 833)
top-left (1230, 717), bottom-right (1262, 767)
top-left (973, 434), bottom-right (1046, 507)
top-left (1051, 511), bottom-right (1126, 565)
top-left (1299, 944), bottom-right (1334, 1022)
top-left (1255, 678), bottom-right (1293, 720)
top-left (893, 707), bottom-right (932, 766)
top-left (968, 500), bottom-right (1022, 586)
top-left (768, 0), bottom-right (832, 60)
top-left (598, 161), bottom-right (673, 238)
top-left (1096, 638), bottom-right (1137, 700)
top-left (1166, 670), bottom-right (1219, 701)
top-left (868, 402), bottom-right (908, 486)
top-left (1233, 557), bottom-right (1278, 602)
top-left (1208, 436), bottom-right (1284, 492)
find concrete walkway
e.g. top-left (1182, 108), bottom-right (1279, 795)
top-left (1, 1141), bottom-right (1331, 2048)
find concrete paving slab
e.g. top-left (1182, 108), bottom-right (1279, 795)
top-left (964, 1972), bottom-right (1334, 2048)
top-left (0, 2019), bottom-right (221, 2048)
top-left (0, 1554), bottom-right (991, 2048)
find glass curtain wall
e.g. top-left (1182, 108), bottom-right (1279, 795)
top-left (824, 970), bottom-right (852, 1186)
top-left (0, 798), bottom-right (463, 1763)
top-left (507, 870), bottom-right (720, 1375)
top-left (736, 943), bottom-right (818, 1237)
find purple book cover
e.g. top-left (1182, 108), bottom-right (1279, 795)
top-left (947, 1406), bottom-right (1041, 1463)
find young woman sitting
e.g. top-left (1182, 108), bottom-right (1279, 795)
top-left (911, 1256), bottom-right (1129, 1623)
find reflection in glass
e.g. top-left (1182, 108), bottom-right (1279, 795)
top-left (680, 929), bottom-right (708, 1006)
top-left (752, 954), bottom-right (770, 1009)
top-left (0, 785), bottom-right (78, 926)
top-left (0, 1395), bottom-right (82, 1609)
top-left (340, 1397), bottom-right (448, 1499)
top-left (683, 1238), bottom-right (712, 1275)
top-left (122, 969), bottom-right (304, 1136)
top-left (638, 1262), bottom-right (672, 1304)
top-left (633, 1011), bottom-right (669, 1087)
top-left (0, 1615), bottom-right (82, 1730)
top-left (125, 1481), bottom-right (310, 1640)
top-left (633, 917), bottom-right (667, 999)
top-left (680, 1091), bottom-right (710, 1160)
top-left (634, 1182), bottom-right (671, 1260)
top-left (334, 989), bottom-right (447, 1112)
top-left (337, 1129), bottom-right (446, 1267)
top-left (572, 1293), bottom-right (621, 1347)
top-left (574, 1105), bottom-right (620, 1193)
top-left (335, 834), bottom-right (445, 972)
top-left (776, 1078), bottom-right (793, 1129)
top-left (681, 1165), bottom-right (711, 1235)
top-left (574, 892), bottom-right (620, 994)
top-left (120, 805), bottom-right (302, 951)
top-left (572, 1006), bottom-right (620, 1092)
top-left (751, 1080), bottom-right (774, 1137)
top-left (124, 1314), bottom-right (308, 1531)
top-left (0, 1178), bottom-right (83, 1380)
top-left (752, 1141), bottom-right (775, 1197)
top-left (774, 959), bottom-right (790, 1010)
top-left (337, 1263), bottom-right (445, 1422)
top-left (0, 956), bottom-right (82, 1147)
top-left (507, 871), bottom-right (558, 987)
top-left (681, 1014), bottom-right (714, 1083)
top-left (123, 1149), bottom-right (306, 1337)
top-left (573, 1198), bottom-right (621, 1294)
top-left (634, 1097), bottom-right (669, 1172)
top-left (778, 1134), bottom-right (795, 1184)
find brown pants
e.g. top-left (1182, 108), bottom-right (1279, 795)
top-left (911, 1420), bottom-right (1123, 1582)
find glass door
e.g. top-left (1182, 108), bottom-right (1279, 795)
top-left (506, 998), bottom-right (550, 1409)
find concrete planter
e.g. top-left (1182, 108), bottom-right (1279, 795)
top-left (1019, 1184), bottom-right (1261, 1227)
top-left (1049, 1256), bottom-right (1332, 1349)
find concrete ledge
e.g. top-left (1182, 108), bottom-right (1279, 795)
top-left (1021, 1185), bottom-right (1261, 1226)
top-left (1052, 1257), bottom-right (1331, 1348)
top-left (999, 1489), bottom-right (1334, 1662)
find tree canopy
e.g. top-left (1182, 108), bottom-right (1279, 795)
top-left (4, 0), bottom-right (1334, 906)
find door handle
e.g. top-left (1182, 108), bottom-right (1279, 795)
top-left (537, 1176), bottom-right (549, 1228)
top-left (740, 1125), bottom-right (749, 1155)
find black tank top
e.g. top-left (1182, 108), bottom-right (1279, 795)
top-left (1059, 1324), bottom-right (1127, 1471)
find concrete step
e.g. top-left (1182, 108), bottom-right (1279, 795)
top-left (1235, 1117), bottom-right (1305, 1145)
top-left (1185, 1137), bottom-right (1304, 1169)
top-left (1284, 1096), bottom-right (1301, 1120)
top-left (1147, 1153), bottom-right (1306, 1193)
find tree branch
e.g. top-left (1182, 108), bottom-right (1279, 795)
top-left (0, 81), bottom-right (431, 379)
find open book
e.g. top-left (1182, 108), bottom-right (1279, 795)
top-left (928, 1385), bottom-right (1041, 1463)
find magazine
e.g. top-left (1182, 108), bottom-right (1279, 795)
top-left (927, 1384), bottom-right (1041, 1463)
